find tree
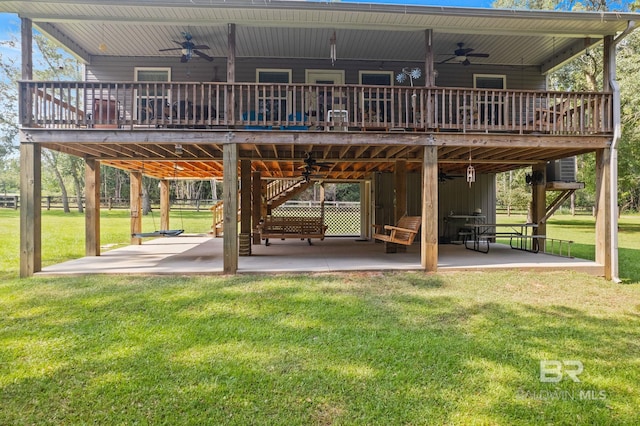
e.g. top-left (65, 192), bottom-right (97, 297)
top-left (494, 0), bottom-right (640, 212)
top-left (30, 33), bottom-right (84, 211)
top-left (0, 39), bottom-right (19, 160)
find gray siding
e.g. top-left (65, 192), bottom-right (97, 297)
top-left (86, 56), bottom-right (545, 89)
top-left (373, 171), bottom-right (496, 236)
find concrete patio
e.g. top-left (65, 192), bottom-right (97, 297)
top-left (38, 235), bottom-right (602, 276)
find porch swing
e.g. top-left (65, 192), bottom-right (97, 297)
top-left (131, 165), bottom-right (185, 238)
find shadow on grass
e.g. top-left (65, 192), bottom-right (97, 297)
top-left (2, 274), bottom-right (639, 424)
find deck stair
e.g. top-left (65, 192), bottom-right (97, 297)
top-left (210, 178), bottom-right (312, 236)
top-left (266, 178), bottom-right (312, 211)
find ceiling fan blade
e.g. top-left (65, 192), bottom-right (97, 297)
top-left (192, 45), bottom-right (210, 50)
top-left (467, 53), bottom-right (489, 58)
top-left (455, 47), bottom-right (474, 56)
top-left (159, 47), bottom-right (183, 52)
top-left (193, 50), bottom-right (214, 61)
top-left (438, 56), bottom-right (456, 64)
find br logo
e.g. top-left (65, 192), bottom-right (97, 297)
top-left (539, 360), bottom-right (583, 383)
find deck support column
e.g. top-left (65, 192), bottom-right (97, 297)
top-left (159, 179), bottom-right (170, 231)
top-left (595, 148), bottom-right (612, 279)
top-left (391, 159), bottom-right (408, 253)
top-left (223, 142), bottom-right (238, 273)
top-left (130, 171), bottom-right (142, 245)
top-left (240, 160), bottom-right (252, 256)
top-left (85, 158), bottom-right (100, 256)
top-left (252, 171), bottom-right (262, 244)
top-left (19, 142), bottom-right (41, 277)
top-left (19, 17), bottom-right (38, 277)
top-left (531, 163), bottom-right (546, 252)
top-left (360, 180), bottom-right (371, 240)
top-left (421, 145), bottom-right (438, 272)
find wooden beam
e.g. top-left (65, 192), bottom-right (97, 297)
top-left (159, 179), bottom-right (170, 231)
top-left (530, 163), bottom-right (546, 252)
top-left (240, 160), bottom-right (252, 256)
top-left (223, 142), bottom-right (238, 273)
top-left (421, 146), bottom-right (438, 272)
top-left (252, 170), bottom-right (262, 244)
top-left (130, 171), bottom-right (142, 245)
top-left (395, 159), bottom-right (407, 220)
top-left (595, 148), bottom-right (611, 278)
top-left (24, 128), bottom-right (611, 150)
top-left (21, 18), bottom-right (33, 80)
top-left (85, 159), bottom-right (100, 256)
top-left (424, 29), bottom-right (435, 87)
top-left (19, 142), bottom-right (41, 277)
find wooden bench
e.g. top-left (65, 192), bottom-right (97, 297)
top-left (257, 216), bottom-right (328, 246)
top-left (373, 216), bottom-right (421, 252)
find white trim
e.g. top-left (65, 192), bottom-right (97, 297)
top-left (473, 74), bottom-right (506, 89)
top-left (358, 70), bottom-right (394, 86)
top-left (305, 69), bottom-right (345, 84)
top-left (134, 67), bottom-right (172, 82)
top-left (256, 68), bottom-right (292, 83)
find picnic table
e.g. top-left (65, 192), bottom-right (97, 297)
top-left (464, 223), bottom-right (543, 254)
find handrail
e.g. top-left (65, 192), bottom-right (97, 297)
top-left (18, 81), bottom-right (614, 135)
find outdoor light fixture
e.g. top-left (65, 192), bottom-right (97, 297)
top-left (175, 144), bottom-right (183, 155)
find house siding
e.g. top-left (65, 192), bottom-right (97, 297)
top-left (373, 172), bottom-right (496, 236)
top-left (86, 57), bottom-right (545, 90)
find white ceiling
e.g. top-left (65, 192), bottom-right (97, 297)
top-left (1, 0), bottom-right (638, 69)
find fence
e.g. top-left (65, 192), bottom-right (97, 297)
top-left (272, 200), bottom-right (360, 236)
top-left (0, 196), bottom-right (220, 211)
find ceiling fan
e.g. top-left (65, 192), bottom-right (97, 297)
top-left (159, 32), bottom-right (213, 63)
top-left (439, 168), bottom-right (464, 183)
top-left (439, 42), bottom-right (489, 66)
top-left (298, 152), bottom-right (331, 182)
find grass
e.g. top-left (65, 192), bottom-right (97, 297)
top-left (1, 209), bottom-right (640, 424)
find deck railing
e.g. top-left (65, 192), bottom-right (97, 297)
top-left (19, 81), bottom-right (613, 135)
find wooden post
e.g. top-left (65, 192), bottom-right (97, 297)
top-left (252, 171), bottom-right (262, 244)
top-left (85, 159), bottom-right (100, 256)
top-left (159, 179), bottom-right (170, 231)
top-left (360, 180), bottom-right (371, 240)
top-left (424, 29), bottom-right (435, 87)
top-left (130, 171), bottom-right (142, 245)
top-left (595, 148), bottom-right (612, 278)
top-left (239, 160), bottom-right (252, 256)
top-left (223, 142), bottom-right (238, 273)
top-left (392, 159), bottom-right (408, 253)
top-left (421, 145), bottom-right (438, 272)
top-left (227, 23), bottom-right (236, 122)
top-left (20, 142), bottom-right (41, 277)
top-left (530, 163), bottom-right (546, 253)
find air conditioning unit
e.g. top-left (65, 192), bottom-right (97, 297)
top-left (546, 157), bottom-right (576, 182)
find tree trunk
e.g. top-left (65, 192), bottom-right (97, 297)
top-left (72, 172), bottom-right (84, 213)
top-left (43, 150), bottom-right (70, 213)
top-left (142, 185), bottom-right (151, 215)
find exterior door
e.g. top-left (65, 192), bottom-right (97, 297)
top-left (305, 70), bottom-right (346, 120)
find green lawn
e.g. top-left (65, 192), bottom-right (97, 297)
top-left (1, 209), bottom-right (639, 424)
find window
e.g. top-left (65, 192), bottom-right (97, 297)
top-left (255, 69), bottom-right (291, 121)
top-left (359, 71), bottom-right (393, 86)
top-left (473, 74), bottom-right (506, 89)
top-left (134, 67), bottom-right (171, 124)
top-left (359, 71), bottom-right (393, 124)
top-left (473, 74), bottom-right (506, 126)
